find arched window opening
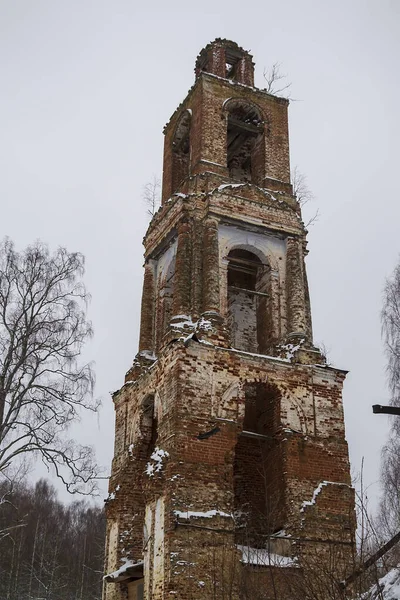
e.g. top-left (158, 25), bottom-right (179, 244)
top-left (227, 249), bottom-right (270, 354)
top-left (242, 382), bottom-right (280, 436)
top-left (234, 382), bottom-right (282, 544)
top-left (171, 111), bottom-right (191, 193)
top-left (226, 103), bottom-right (263, 184)
top-left (159, 256), bottom-right (175, 340)
top-left (141, 395), bottom-right (158, 460)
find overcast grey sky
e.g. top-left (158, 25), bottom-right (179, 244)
top-left (1, 0), bottom-right (399, 510)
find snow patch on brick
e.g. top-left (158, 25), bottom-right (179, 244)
top-left (237, 545), bottom-right (298, 568)
top-left (145, 448), bottom-right (169, 477)
top-left (174, 509), bottom-right (232, 519)
top-left (300, 481), bottom-right (350, 512)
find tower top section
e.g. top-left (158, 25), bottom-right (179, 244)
top-left (161, 39), bottom-right (291, 204)
top-left (195, 38), bottom-right (255, 87)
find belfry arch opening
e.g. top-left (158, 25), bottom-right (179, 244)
top-left (171, 111), bottom-right (191, 193)
top-left (234, 381), bottom-right (283, 543)
top-left (226, 101), bottom-right (264, 184)
top-left (227, 249), bottom-right (271, 354)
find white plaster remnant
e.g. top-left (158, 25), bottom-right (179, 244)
top-left (144, 504), bottom-right (153, 600)
top-left (107, 521), bottom-right (119, 573)
top-left (152, 498), bottom-right (165, 597)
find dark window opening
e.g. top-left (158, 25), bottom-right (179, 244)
top-left (128, 579), bottom-right (144, 600)
top-left (141, 395), bottom-right (158, 460)
top-left (242, 382), bottom-right (280, 437)
top-left (234, 382), bottom-right (283, 544)
top-left (227, 249), bottom-right (271, 354)
top-left (225, 48), bottom-right (242, 80)
top-left (172, 112), bottom-right (191, 193)
top-left (227, 104), bottom-right (263, 184)
top-left (225, 62), bottom-right (235, 78)
top-left (158, 256), bottom-right (175, 343)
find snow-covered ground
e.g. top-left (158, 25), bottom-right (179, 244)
top-left (361, 568), bottom-right (400, 599)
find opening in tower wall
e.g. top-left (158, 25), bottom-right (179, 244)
top-left (226, 102), bottom-right (264, 184)
top-left (171, 110), bottom-right (191, 193)
top-left (141, 394), bottom-right (158, 460)
top-left (227, 249), bottom-right (271, 354)
top-left (225, 47), bottom-right (242, 80)
top-left (158, 256), bottom-right (175, 344)
top-left (234, 381), bottom-right (283, 545)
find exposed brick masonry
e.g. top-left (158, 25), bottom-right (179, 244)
top-left (104, 38), bottom-right (355, 600)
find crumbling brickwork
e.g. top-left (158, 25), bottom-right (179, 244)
top-left (103, 39), bottom-right (355, 600)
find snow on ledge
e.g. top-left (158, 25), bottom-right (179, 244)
top-left (237, 545), bottom-right (298, 568)
top-left (174, 509), bottom-right (232, 519)
top-left (218, 183), bottom-right (246, 190)
top-left (145, 447), bottom-right (169, 477)
top-left (300, 481), bottom-right (351, 512)
top-left (138, 350), bottom-right (157, 361)
top-left (359, 567), bottom-right (400, 599)
top-left (104, 558), bottom-right (144, 582)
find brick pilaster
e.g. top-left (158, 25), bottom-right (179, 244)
top-left (172, 220), bottom-right (192, 317)
top-left (286, 237), bottom-right (307, 339)
top-left (202, 217), bottom-right (220, 314)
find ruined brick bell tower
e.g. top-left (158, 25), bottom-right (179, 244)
top-left (104, 39), bottom-right (355, 600)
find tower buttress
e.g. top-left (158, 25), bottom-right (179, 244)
top-left (104, 39), bottom-right (355, 600)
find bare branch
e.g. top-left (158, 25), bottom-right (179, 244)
top-left (291, 166), bottom-right (320, 229)
top-left (263, 62), bottom-right (292, 98)
top-left (142, 175), bottom-right (161, 218)
top-left (292, 166), bottom-right (314, 207)
top-left (304, 208), bottom-right (320, 229)
top-left (382, 262), bottom-right (400, 405)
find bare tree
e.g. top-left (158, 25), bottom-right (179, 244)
top-left (377, 261), bottom-right (400, 538)
top-left (0, 238), bottom-right (99, 494)
top-left (0, 478), bottom-right (105, 600)
top-left (142, 175), bottom-right (161, 218)
top-left (292, 166), bottom-right (320, 228)
top-left (292, 166), bottom-right (314, 207)
top-left (263, 63), bottom-right (292, 98)
top-left (382, 262), bottom-right (400, 407)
